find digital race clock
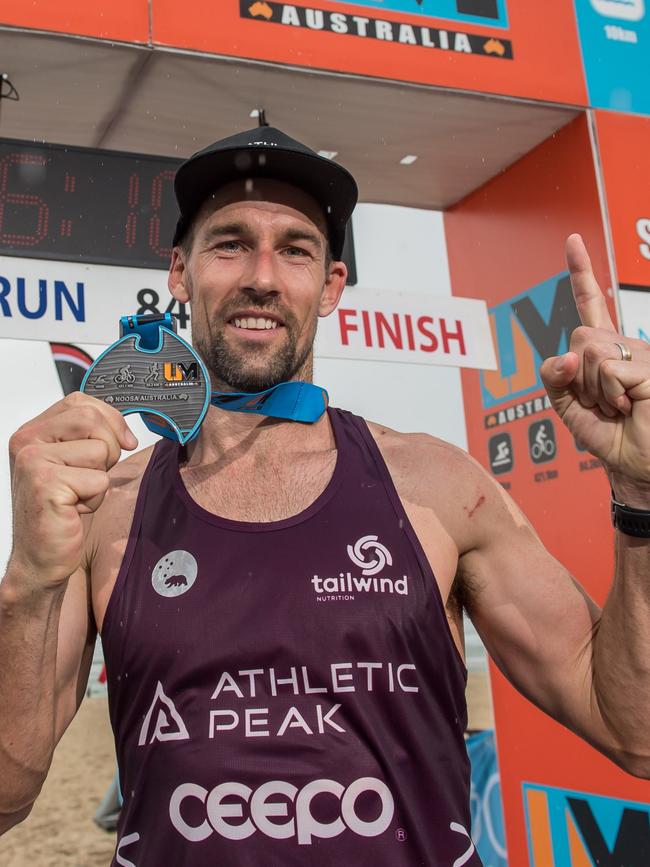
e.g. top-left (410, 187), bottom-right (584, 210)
top-left (0, 139), bottom-right (180, 270)
top-left (0, 138), bottom-right (357, 280)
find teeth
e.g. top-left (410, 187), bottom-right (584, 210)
top-left (233, 317), bottom-right (278, 330)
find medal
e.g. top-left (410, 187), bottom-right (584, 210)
top-left (81, 313), bottom-right (329, 443)
top-left (80, 313), bottom-right (211, 444)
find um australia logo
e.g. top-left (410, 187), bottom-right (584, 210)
top-left (481, 271), bottom-right (581, 429)
top-left (311, 535), bottom-right (408, 602)
top-left (523, 783), bottom-right (650, 866)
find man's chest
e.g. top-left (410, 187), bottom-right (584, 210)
top-left (91, 441), bottom-right (461, 643)
top-left (179, 450), bottom-right (338, 522)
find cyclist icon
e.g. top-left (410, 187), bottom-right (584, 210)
top-left (528, 420), bottom-right (557, 464)
top-left (114, 365), bottom-right (136, 385)
top-left (532, 425), bottom-right (555, 460)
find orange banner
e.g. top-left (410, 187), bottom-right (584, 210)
top-left (445, 114), bottom-right (650, 865)
top-left (152, 0), bottom-right (587, 105)
top-left (0, 0), bottom-right (150, 43)
top-left (595, 111), bottom-right (650, 288)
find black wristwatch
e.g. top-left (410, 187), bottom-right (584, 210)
top-left (611, 495), bottom-right (650, 538)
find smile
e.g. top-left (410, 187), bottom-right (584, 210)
top-left (232, 317), bottom-right (279, 330)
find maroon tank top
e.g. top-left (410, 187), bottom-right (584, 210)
top-left (102, 408), bottom-right (481, 867)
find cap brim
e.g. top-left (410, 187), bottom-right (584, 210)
top-left (173, 145), bottom-right (357, 259)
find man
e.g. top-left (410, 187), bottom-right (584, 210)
top-left (1, 126), bottom-right (649, 866)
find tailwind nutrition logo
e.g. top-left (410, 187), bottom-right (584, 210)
top-left (311, 535), bottom-right (407, 601)
top-left (347, 534), bottom-right (393, 575)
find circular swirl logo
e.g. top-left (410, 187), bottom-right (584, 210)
top-left (347, 535), bottom-right (393, 576)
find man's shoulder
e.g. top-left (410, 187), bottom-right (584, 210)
top-left (107, 442), bottom-right (157, 487)
top-left (363, 418), bottom-right (477, 480)
top-left (360, 417), bottom-right (502, 543)
top-left (93, 444), bottom-right (157, 530)
top-left (358, 417), bottom-right (527, 561)
top-left (85, 443), bottom-right (157, 565)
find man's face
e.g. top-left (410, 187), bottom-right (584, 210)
top-left (168, 178), bottom-right (346, 392)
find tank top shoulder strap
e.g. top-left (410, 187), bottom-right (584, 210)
top-left (331, 408), bottom-right (412, 526)
top-left (330, 408), bottom-right (459, 654)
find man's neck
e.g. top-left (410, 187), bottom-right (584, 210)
top-left (184, 400), bottom-right (334, 469)
top-left (186, 392), bottom-right (335, 467)
top-left (184, 356), bottom-right (331, 466)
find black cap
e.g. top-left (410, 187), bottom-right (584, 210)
top-left (173, 126), bottom-right (358, 260)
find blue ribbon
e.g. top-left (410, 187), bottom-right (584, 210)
top-left (211, 381), bottom-right (328, 423)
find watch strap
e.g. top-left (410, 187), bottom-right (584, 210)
top-left (611, 495), bottom-right (650, 538)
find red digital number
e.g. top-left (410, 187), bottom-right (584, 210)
top-left (148, 169), bottom-right (174, 260)
top-left (0, 154), bottom-right (49, 246)
top-left (125, 172), bottom-right (139, 248)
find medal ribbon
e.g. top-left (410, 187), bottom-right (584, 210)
top-left (210, 381), bottom-right (328, 423)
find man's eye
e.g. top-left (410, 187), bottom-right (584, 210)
top-left (217, 240), bottom-right (242, 253)
top-left (285, 246), bottom-right (309, 257)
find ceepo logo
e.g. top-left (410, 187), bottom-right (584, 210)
top-left (590, 0), bottom-right (645, 20)
top-left (169, 776), bottom-right (395, 846)
top-left (347, 535), bottom-right (393, 576)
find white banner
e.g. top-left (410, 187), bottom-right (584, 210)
top-left (619, 287), bottom-right (650, 343)
top-left (0, 257), bottom-right (496, 369)
top-left (0, 256), bottom-right (174, 344)
top-left (315, 287), bottom-right (496, 369)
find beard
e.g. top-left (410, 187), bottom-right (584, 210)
top-left (195, 302), bottom-right (317, 393)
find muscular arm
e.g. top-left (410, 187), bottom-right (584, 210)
top-left (0, 393), bottom-right (137, 834)
top-left (378, 424), bottom-right (650, 777)
top-left (591, 530), bottom-right (650, 775)
top-left (455, 453), bottom-right (650, 777)
top-left (0, 557), bottom-right (96, 833)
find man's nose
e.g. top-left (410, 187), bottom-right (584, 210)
top-left (240, 248), bottom-right (279, 297)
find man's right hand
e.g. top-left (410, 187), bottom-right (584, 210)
top-left (7, 392), bottom-right (138, 589)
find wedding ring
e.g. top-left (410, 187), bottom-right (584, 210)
top-left (614, 342), bottom-right (632, 362)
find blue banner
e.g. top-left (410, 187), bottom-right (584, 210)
top-left (329, 0), bottom-right (509, 29)
top-left (480, 271), bottom-right (579, 411)
top-left (574, 0), bottom-right (650, 115)
top-left (523, 782), bottom-right (650, 865)
top-left (467, 730), bottom-right (508, 866)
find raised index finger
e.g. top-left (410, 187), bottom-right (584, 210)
top-left (566, 233), bottom-right (616, 331)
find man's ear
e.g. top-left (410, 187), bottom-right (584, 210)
top-left (168, 247), bottom-right (191, 303)
top-left (318, 260), bottom-right (347, 318)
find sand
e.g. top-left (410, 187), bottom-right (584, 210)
top-left (0, 697), bottom-right (117, 867)
top-left (467, 670), bottom-right (494, 732)
top-left (0, 672), bottom-right (493, 866)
